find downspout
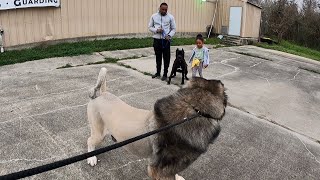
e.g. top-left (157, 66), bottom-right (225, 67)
top-left (207, 0), bottom-right (219, 38)
top-left (0, 28), bottom-right (4, 53)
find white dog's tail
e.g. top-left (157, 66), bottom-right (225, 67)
top-left (89, 67), bottom-right (107, 99)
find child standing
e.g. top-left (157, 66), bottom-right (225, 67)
top-left (188, 34), bottom-right (210, 78)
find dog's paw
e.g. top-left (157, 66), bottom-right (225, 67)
top-left (175, 174), bottom-right (185, 180)
top-left (87, 156), bottom-right (98, 166)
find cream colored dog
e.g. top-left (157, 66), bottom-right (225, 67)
top-left (86, 67), bottom-right (185, 180)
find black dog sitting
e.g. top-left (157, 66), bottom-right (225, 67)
top-left (168, 48), bottom-right (189, 85)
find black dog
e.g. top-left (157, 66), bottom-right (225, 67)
top-left (167, 48), bottom-right (189, 85)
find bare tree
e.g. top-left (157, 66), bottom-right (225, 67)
top-left (300, 0), bottom-right (320, 48)
top-left (283, 0), bottom-right (300, 41)
top-left (260, 0), bottom-right (320, 49)
top-left (268, 0), bottom-right (297, 42)
top-left (261, 0), bottom-right (274, 36)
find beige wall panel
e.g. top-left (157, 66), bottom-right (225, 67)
top-left (190, 0), bottom-right (196, 32)
top-left (46, 8), bottom-right (55, 41)
top-left (7, 10), bottom-right (13, 44)
top-left (107, 0), bottom-right (112, 34)
top-left (214, 0), bottom-right (244, 35)
top-left (118, 0), bottom-right (124, 34)
top-left (4, 11), bottom-right (15, 42)
top-left (243, 4), bottom-right (261, 38)
top-left (67, 0), bottom-right (73, 38)
top-left (214, 0), bottom-right (260, 38)
top-left (82, 0), bottom-right (89, 36)
top-left (114, 0), bottom-right (118, 34)
top-left (205, 2), bottom-right (214, 32)
top-left (16, 10), bottom-right (24, 44)
top-left (111, 0), bottom-right (118, 34)
top-left (73, 0), bottom-right (81, 37)
top-left (81, 0), bottom-right (89, 36)
top-left (137, 0), bottom-right (144, 33)
top-left (11, 10), bottom-right (19, 44)
top-left (40, 9), bottom-right (48, 41)
top-left (32, 9), bottom-right (40, 42)
top-left (27, 9), bottom-right (35, 43)
top-left (94, 0), bottom-right (100, 36)
top-left (123, 0), bottom-right (131, 34)
top-left (61, 0), bottom-right (69, 39)
top-left (0, 0), bottom-right (259, 47)
top-left (3, 11), bottom-right (8, 44)
top-left (100, 0), bottom-right (106, 34)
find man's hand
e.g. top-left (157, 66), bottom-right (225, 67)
top-left (165, 35), bottom-right (171, 40)
top-left (203, 64), bottom-right (208, 69)
top-left (156, 28), bottom-right (163, 33)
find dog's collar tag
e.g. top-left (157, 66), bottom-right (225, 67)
top-left (193, 108), bottom-right (214, 119)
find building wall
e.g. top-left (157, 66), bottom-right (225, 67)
top-left (0, 0), bottom-right (215, 47)
top-left (214, 0), bottom-right (245, 35)
top-left (214, 0), bottom-right (261, 39)
top-left (0, 0), bottom-right (261, 48)
top-left (242, 3), bottom-right (261, 38)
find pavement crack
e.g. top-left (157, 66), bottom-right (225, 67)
top-left (0, 86), bottom-right (90, 106)
top-left (35, 84), bottom-right (40, 93)
top-left (216, 58), bottom-right (239, 78)
top-left (23, 110), bottom-right (68, 158)
top-left (11, 107), bottom-right (23, 142)
top-left (290, 69), bottom-right (301, 81)
top-left (295, 135), bottom-right (320, 165)
top-left (0, 157), bottom-right (60, 164)
top-left (261, 76), bottom-right (271, 86)
top-left (242, 71), bottom-right (271, 86)
top-left (27, 103), bottom-right (87, 118)
top-left (0, 76), bottom-right (131, 106)
top-left (107, 75), bottom-right (132, 82)
top-left (229, 103), bottom-right (320, 149)
top-left (2, 105), bottom-right (69, 165)
top-left (0, 103), bottom-right (86, 131)
top-left (106, 158), bottom-right (147, 173)
top-left (228, 50), bottom-right (273, 61)
top-left (250, 61), bottom-right (263, 68)
top-left (97, 52), bottom-right (105, 57)
top-left (119, 86), bottom-right (165, 98)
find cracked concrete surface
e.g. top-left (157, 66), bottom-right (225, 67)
top-left (0, 45), bottom-right (320, 179)
top-left (120, 45), bottom-right (320, 141)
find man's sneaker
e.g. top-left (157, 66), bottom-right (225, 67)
top-left (152, 73), bottom-right (160, 79)
top-left (161, 76), bottom-right (167, 81)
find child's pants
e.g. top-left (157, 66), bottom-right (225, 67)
top-left (192, 62), bottom-right (203, 78)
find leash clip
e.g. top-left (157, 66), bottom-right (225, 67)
top-left (196, 110), bottom-right (201, 115)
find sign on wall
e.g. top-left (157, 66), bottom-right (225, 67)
top-left (0, 0), bottom-right (60, 10)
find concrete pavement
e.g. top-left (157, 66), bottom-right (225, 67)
top-left (119, 45), bottom-right (320, 141)
top-left (0, 45), bottom-right (319, 179)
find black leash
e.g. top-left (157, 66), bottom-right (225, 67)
top-left (161, 31), bottom-right (172, 49)
top-left (0, 112), bottom-right (202, 180)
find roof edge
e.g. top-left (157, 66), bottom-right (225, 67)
top-left (247, 1), bottom-right (262, 9)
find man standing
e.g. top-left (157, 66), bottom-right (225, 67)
top-left (148, 2), bottom-right (176, 81)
